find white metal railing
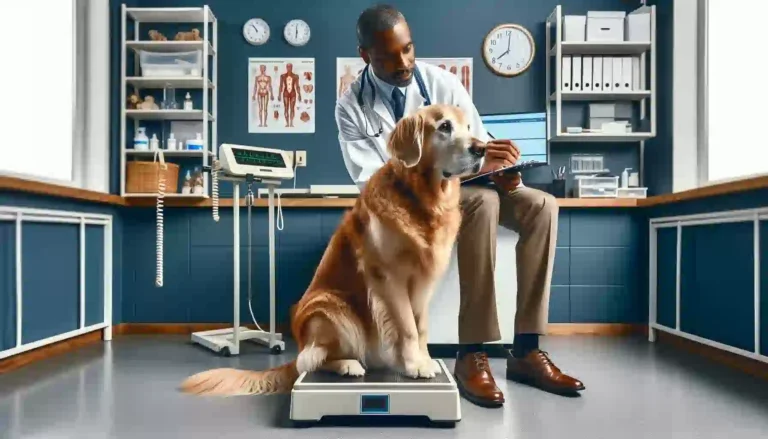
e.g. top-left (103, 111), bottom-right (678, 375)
top-left (649, 206), bottom-right (767, 364)
top-left (0, 206), bottom-right (113, 360)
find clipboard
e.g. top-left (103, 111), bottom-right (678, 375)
top-left (460, 160), bottom-right (548, 185)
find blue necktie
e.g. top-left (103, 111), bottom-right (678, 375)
top-left (391, 88), bottom-right (405, 122)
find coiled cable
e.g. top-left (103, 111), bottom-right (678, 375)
top-left (154, 151), bottom-right (166, 287)
top-left (211, 158), bottom-right (220, 222)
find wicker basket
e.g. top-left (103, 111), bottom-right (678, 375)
top-left (126, 160), bottom-right (180, 194)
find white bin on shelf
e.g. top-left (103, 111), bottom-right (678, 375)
top-left (586, 11), bottom-right (626, 42)
top-left (139, 50), bottom-right (202, 77)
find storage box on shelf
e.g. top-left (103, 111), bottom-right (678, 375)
top-left (119, 5), bottom-right (217, 199)
top-left (545, 4), bottom-right (655, 142)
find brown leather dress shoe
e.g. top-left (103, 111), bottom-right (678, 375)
top-left (453, 352), bottom-right (504, 407)
top-left (506, 349), bottom-right (585, 396)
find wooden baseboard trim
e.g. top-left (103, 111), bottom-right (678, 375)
top-left (656, 331), bottom-right (768, 381)
top-left (113, 322), bottom-right (290, 336)
top-left (546, 323), bottom-right (647, 336)
top-left (113, 323), bottom-right (643, 337)
top-left (0, 329), bottom-right (105, 375)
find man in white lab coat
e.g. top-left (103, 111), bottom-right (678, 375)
top-left (335, 5), bottom-right (584, 406)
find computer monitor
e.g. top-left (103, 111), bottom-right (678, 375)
top-left (480, 112), bottom-right (548, 163)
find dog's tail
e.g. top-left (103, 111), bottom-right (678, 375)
top-left (179, 361), bottom-right (300, 396)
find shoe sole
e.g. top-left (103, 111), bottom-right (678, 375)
top-left (453, 374), bottom-right (504, 408)
top-left (506, 369), bottom-right (585, 396)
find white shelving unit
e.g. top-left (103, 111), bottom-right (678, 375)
top-left (120, 5), bottom-right (217, 198)
top-left (545, 5), bottom-right (656, 143)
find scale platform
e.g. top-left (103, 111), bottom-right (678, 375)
top-left (290, 359), bottom-right (461, 428)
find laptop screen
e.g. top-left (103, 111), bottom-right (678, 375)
top-left (480, 112), bottom-right (547, 163)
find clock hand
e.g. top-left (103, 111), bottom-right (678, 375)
top-left (507, 35), bottom-right (511, 51)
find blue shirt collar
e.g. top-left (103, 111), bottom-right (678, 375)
top-left (369, 66), bottom-right (407, 101)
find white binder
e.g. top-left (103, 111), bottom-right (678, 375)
top-left (573, 56), bottom-right (583, 91)
top-left (602, 56), bottom-right (613, 91)
top-left (562, 56), bottom-right (572, 91)
top-left (582, 56), bottom-right (593, 91)
top-left (632, 57), bottom-right (641, 90)
top-left (593, 57), bottom-right (603, 91)
top-left (612, 57), bottom-right (622, 91)
top-left (621, 57), bottom-right (632, 90)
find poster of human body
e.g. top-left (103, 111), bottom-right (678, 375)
top-left (336, 57), bottom-right (472, 98)
top-left (249, 58), bottom-right (315, 133)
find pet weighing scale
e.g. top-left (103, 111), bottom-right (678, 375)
top-left (290, 359), bottom-right (461, 428)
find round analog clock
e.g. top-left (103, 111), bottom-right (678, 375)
top-left (284, 19), bottom-right (310, 46)
top-left (243, 18), bottom-right (270, 45)
top-left (482, 24), bottom-right (535, 77)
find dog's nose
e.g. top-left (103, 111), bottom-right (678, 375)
top-left (469, 140), bottom-right (485, 158)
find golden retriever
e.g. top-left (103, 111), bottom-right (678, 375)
top-left (179, 103), bottom-right (485, 396)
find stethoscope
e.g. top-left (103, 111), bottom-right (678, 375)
top-left (356, 64), bottom-right (432, 137)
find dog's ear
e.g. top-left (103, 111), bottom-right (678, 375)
top-left (387, 114), bottom-right (425, 168)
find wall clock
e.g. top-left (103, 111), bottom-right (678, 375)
top-left (482, 23), bottom-right (535, 77)
top-left (243, 18), bottom-right (270, 46)
top-left (284, 19), bottom-right (310, 47)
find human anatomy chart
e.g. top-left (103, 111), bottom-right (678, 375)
top-left (336, 57), bottom-right (473, 98)
top-left (248, 58), bottom-right (315, 133)
top-left (419, 58), bottom-right (473, 97)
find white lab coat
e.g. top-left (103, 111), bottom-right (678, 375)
top-left (335, 61), bottom-right (490, 188)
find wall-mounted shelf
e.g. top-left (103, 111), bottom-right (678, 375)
top-left (119, 4), bottom-right (217, 198)
top-left (125, 40), bottom-right (215, 54)
top-left (126, 77), bottom-right (214, 89)
top-left (551, 132), bottom-right (655, 142)
top-left (550, 41), bottom-right (651, 56)
top-left (126, 7), bottom-right (216, 23)
top-left (546, 5), bottom-right (656, 144)
top-left (126, 110), bottom-right (216, 121)
top-left (551, 91), bottom-right (651, 101)
top-left (125, 150), bottom-right (214, 157)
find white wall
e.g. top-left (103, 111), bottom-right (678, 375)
top-left (672, 0), bottom-right (699, 193)
top-left (82, 0), bottom-right (111, 193)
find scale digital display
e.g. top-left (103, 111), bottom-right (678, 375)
top-left (232, 147), bottom-right (286, 168)
top-left (360, 394), bottom-right (389, 414)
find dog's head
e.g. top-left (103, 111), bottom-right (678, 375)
top-left (387, 104), bottom-right (484, 179)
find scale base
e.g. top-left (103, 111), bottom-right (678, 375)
top-left (190, 327), bottom-right (285, 356)
top-left (290, 359), bottom-right (460, 428)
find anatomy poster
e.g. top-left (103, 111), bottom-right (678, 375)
top-left (336, 58), bottom-right (367, 98)
top-left (336, 57), bottom-right (473, 99)
top-left (248, 58), bottom-right (315, 133)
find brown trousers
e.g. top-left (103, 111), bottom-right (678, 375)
top-left (456, 185), bottom-right (559, 343)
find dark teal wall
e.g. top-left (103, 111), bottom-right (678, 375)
top-left (120, 206), bottom-right (646, 326)
top-left (119, 0), bottom-right (641, 193)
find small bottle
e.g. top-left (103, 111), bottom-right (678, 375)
top-left (181, 170), bottom-right (192, 194)
top-left (134, 127), bottom-right (149, 150)
top-left (621, 168), bottom-right (631, 188)
top-left (167, 133), bottom-right (177, 151)
top-left (149, 133), bottom-right (159, 151)
top-left (184, 92), bottom-right (193, 111)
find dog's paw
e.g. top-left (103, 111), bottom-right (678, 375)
top-left (334, 360), bottom-right (366, 377)
top-left (403, 358), bottom-right (437, 379)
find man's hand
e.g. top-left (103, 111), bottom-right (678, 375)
top-left (478, 139), bottom-right (522, 191)
top-left (478, 139), bottom-right (520, 174)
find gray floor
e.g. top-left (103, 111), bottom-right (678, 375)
top-left (1, 335), bottom-right (767, 439)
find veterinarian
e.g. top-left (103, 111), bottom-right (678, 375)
top-left (335, 5), bottom-right (585, 407)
